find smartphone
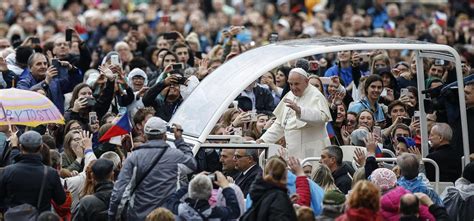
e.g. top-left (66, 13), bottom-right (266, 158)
top-left (373, 126), bottom-right (382, 138)
top-left (172, 63), bottom-right (184, 70)
top-left (401, 88), bottom-right (409, 97)
top-left (380, 88), bottom-right (387, 97)
top-left (359, 53), bottom-right (371, 62)
top-left (269, 33), bottom-right (278, 43)
top-left (89, 112), bottom-right (97, 124)
top-left (176, 76), bottom-right (187, 85)
top-left (131, 24), bottom-right (138, 31)
top-left (163, 32), bottom-right (179, 40)
top-left (232, 101), bottom-right (239, 109)
top-left (309, 60), bottom-right (319, 71)
top-left (320, 77), bottom-right (332, 85)
top-left (110, 55), bottom-right (120, 65)
top-left (86, 97), bottom-right (96, 107)
top-left (413, 111), bottom-right (420, 122)
top-left (65, 29), bottom-right (73, 42)
top-left (194, 51), bottom-right (202, 59)
top-left (31, 37), bottom-right (40, 44)
top-left (250, 109), bottom-right (257, 122)
top-left (402, 117), bottom-right (412, 125)
top-left (51, 59), bottom-right (61, 69)
top-left (160, 15), bottom-right (170, 23)
top-left (434, 59), bottom-right (445, 66)
top-left (233, 127), bottom-right (242, 136)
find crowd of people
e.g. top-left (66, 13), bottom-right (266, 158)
top-left (0, 0), bottom-right (474, 220)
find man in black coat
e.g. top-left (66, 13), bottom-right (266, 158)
top-left (236, 82), bottom-right (275, 115)
top-left (234, 148), bottom-right (262, 196)
top-left (426, 123), bottom-right (461, 183)
top-left (52, 30), bottom-right (92, 74)
top-left (0, 131), bottom-right (66, 212)
top-left (142, 72), bottom-right (183, 122)
top-left (320, 145), bottom-right (353, 194)
top-left (73, 158), bottom-right (115, 221)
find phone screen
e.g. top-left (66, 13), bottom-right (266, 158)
top-left (66, 29), bottom-right (73, 42)
top-left (172, 63), bottom-right (184, 70)
top-left (163, 32), bottom-right (178, 40)
top-left (373, 126), bottom-right (382, 138)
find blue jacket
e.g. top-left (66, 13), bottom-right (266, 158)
top-left (348, 98), bottom-right (386, 123)
top-left (245, 171), bottom-right (324, 215)
top-left (17, 67), bottom-right (82, 114)
top-left (324, 65), bottom-right (354, 87)
top-left (398, 175), bottom-right (443, 206)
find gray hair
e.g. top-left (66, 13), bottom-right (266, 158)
top-left (27, 52), bottom-right (46, 68)
top-left (188, 174), bottom-right (212, 200)
top-left (245, 148), bottom-right (259, 162)
top-left (100, 151), bottom-right (121, 171)
top-left (324, 145), bottom-right (343, 166)
top-left (431, 123), bottom-right (452, 142)
top-left (397, 153), bottom-right (419, 180)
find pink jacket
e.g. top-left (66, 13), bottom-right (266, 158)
top-left (380, 186), bottom-right (435, 221)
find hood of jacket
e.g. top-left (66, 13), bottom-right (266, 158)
top-left (249, 174), bottom-right (287, 203)
top-left (127, 68), bottom-right (148, 89)
top-left (448, 178), bottom-right (474, 200)
top-left (332, 163), bottom-right (352, 180)
top-left (177, 200), bottom-right (212, 221)
top-left (341, 208), bottom-right (383, 221)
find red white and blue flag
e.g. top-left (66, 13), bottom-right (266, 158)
top-left (99, 113), bottom-right (132, 143)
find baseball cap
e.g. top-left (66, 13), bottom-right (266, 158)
top-left (323, 190), bottom-right (345, 205)
top-left (277, 18), bottom-right (290, 30)
top-left (397, 136), bottom-right (416, 149)
top-left (277, 0), bottom-right (289, 5)
top-left (19, 131), bottom-right (43, 149)
top-left (144, 117), bottom-right (167, 135)
top-left (92, 159), bottom-right (114, 180)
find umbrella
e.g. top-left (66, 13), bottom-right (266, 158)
top-left (0, 88), bottom-right (64, 127)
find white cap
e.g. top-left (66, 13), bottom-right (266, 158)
top-left (290, 68), bottom-right (309, 78)
top-left (144, 117), bottom-right (167, 135)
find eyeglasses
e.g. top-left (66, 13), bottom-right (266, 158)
top-left (233, 154), bottom-right (250, 160)
top-left (72, 138), bottom-right (82, 142)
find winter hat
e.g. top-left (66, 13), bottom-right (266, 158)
top-left (323, 190), bottom-right (346, 205)
top-left (127, 68), bottom-right (148, 88)
top-left (188, 174), bottom-right (213, 200)
top-left (369, 168), bottom-right (397, 192)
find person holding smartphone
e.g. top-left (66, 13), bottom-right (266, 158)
top-left (52, 28), bottom-right (91, 74)
top-left (16, 53), bottom-right (82, 114)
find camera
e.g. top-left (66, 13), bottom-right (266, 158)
top-left (86, 97), bottom-right (96, 107)
top-left (207, 173), bottom-right (216, 182)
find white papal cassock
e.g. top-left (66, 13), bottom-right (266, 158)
top-left (260, 84), bottom-right (332, 159)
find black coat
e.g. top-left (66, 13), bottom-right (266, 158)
top-left (142, 81), bottom-right (182, 122)
top-left (426, 144), bottom-right (462, 183)
top-left (332, 163), bottom-right (353, 194)
top-left (242, 175), bottom-right (297, 221)
top-left (236, 85), bottom-right (275, 114)
top-left (0, 154), bottom-right (66, 212)
top-left (73, 181), bottom-right (114, 221)
top-left (234, 164), bottom-right (262, 196)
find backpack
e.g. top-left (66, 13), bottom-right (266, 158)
top-left (4, 166), bottom-right (47, 221)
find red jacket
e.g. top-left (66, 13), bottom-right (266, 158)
top-left (295, 176), bottom-right (311, 206)
top-left (336, 208), bottom-right (384, 221)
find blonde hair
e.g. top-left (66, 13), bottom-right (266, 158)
top-left (145, 207), bottom-right (174, 221)
top-left (312, 164), bottom-right (338, 191)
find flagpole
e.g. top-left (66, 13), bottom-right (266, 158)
top-left (129, 132), bottom-right (134, 150)
top-left (0, 102), bottom-right (11, 132)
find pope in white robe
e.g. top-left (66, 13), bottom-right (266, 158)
top-left (258, 68), bottom-right (332, 159)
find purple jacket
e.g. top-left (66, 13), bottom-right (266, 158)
top-left (380, 186), bottom-right (435, 221)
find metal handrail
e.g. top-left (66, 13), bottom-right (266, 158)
top-left (301, 157), bottom-right (440, 193)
